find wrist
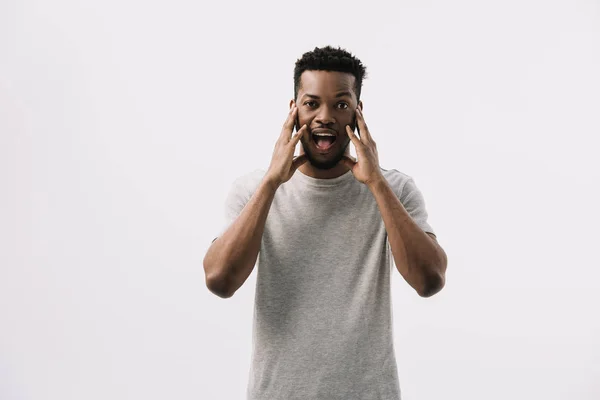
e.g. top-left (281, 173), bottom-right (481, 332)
top-left (366, 174), bottom-right (386, 191)
top-left (263, 175), bottom-right (281, 192)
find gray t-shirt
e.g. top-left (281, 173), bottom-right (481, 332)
top-left (217, 166), bottom-right (435, 400)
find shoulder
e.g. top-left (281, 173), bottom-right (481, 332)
top-left (379, 167), bottom-right (415, 198)
top-left (381, 167), bottom-right (436, 235)
top-left (229, 168), bottom-right (267, 196)
top-left (233, 168), bottom-right (267, 185)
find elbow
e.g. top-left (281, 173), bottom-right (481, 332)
top-left (203, 255), bottom-right (235, 299)
top-left (417, 271), bottom-right (446, 298)
top-left (206, 275), bottom-right (235, 299)
top-left (417, 247), bottom-right (447, 298)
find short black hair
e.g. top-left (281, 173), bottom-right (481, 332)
top-left (294, 46), bottom-right (367, 101)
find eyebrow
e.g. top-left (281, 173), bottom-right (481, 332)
top-left (303, 91), bottom-right (353, 100)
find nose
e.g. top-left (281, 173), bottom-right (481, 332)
top-left (314, 107), bottom-right (336, 126)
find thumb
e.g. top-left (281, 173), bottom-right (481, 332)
top-left (340, 155), bottom-right (357, 169)
top-left (291, 154), bottom-right (308, 171)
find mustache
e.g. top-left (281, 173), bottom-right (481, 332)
top-left (295, 115), bottom-right (357, 133)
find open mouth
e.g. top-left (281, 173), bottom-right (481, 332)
top-left (312, 132), bottom-right (337, 151)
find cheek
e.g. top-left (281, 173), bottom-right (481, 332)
top-left (295, 115), bottom-right (304, 131)
top-left (297, 113), bottom-right (314, 128)
top-left (338, 115), bottom-right (354, 131)
top-left (297, 109), bottom-right (310, 119)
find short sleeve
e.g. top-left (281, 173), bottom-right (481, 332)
top-left (213, 170), bottom-right (264, 242)
top-left (213, 179), bottom-right (250, 242)
top-left (399, 177), bottom-right (436, 236)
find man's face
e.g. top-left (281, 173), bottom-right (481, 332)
top-left (294, 70), bottom-right (360, 170)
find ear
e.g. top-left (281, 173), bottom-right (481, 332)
top-left (357, 100), bottom-right (363, 112)
top-left (289, 99), bottom-right (296, 110)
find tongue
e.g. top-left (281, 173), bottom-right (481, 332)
top-left (316, 137), bottom-right (335, 149)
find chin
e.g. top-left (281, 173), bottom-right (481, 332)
top-left (305, 150), bottom-right (345, 170)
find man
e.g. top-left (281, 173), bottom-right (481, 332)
top-left (203, 46), bottom-right (448, 399)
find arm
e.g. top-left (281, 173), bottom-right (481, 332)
top-left (340, 108), bottom-right (447, 297)
top-left (203, 177), bottom-right (278, 298)
top-left (367, 177), bottom-right (447, 297)
top-left (203, 105), bottom-right (308, 298)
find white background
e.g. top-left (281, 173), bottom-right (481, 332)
top-left (1, 0), bottom-right (599, 399)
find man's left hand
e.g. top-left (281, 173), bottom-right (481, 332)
top-left (341, 108), bottom-right (384, 187)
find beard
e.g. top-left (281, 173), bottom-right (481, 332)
top-left (297, 115), bottom-right (356, 170)
top-left (301, 136), bottom-right (351, 170)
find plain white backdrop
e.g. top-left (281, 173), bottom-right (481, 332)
top-left (1, 0), bottom-right (599, 399)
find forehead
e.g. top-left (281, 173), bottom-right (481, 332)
top-left (298, 70), bottom-right (356, 99)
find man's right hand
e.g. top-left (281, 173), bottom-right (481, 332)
top-left (265, 105), bottom-right (309, 188)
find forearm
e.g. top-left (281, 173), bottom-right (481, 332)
top-left (203, 177), bottom-right (279, 298)
top-left (368, 178), bottom-right (447, 297)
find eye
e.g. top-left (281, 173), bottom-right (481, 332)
top-left (337, 102), bottom-right (349, 109)
top-left (304, 101), bottom-right (318, 108)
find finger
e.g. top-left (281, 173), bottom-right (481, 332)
top-left (280, 106), bottom-right (297, 142)
top-left (290, 124), bottom-right (307, 146)
top-left (340, 155), bottom-right (357, 170)
top-left (346, 124), bottom-right (362, 147)
top-left (355, 108), bottom-right (372, 142)
top-left (291, 154), bottom-right (308, 171)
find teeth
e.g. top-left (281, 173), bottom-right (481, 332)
top-left (313, 133), bottom-right (335, 136)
